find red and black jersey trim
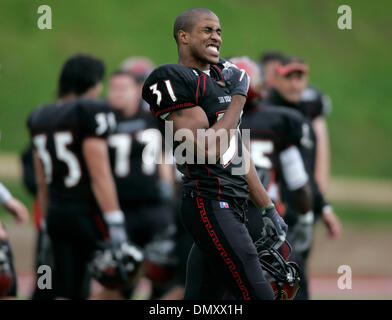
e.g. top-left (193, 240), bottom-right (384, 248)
top-left (153, 102), bottom-right (196, 117)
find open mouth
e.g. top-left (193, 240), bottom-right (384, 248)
top-left (206, 43), bottom-right (220, 56)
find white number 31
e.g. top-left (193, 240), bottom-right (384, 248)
top-left (150, 80), bottom-right (177, 106)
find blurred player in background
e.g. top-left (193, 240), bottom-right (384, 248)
top-left (120, 57), bottom-right (155, 112)
top-left (260, 51), bottom-right (333, 193)
top-left (263, 55), bottom-right (341, 299)
top-left (27, 54), bottom-right (138, 299)
top-left (233, 57), bottom-right (313, 253)
top-left (0, 182), bottom-right (29, 298)
top-left (20, 144), bottom-right (55, 300)
top-left (105, 70), bottom-right (177, 299)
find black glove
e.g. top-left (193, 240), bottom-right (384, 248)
top-left (221, 60), bottom-right (250, 97)
top-left (104, 210), bottom-right (128, 246)
top-left (261, 204), bottom-right (288, 249)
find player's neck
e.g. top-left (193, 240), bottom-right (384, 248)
top-left (178, 56), bottom-right (209, 72)
top-left (57, 93), bottom-right (77, 103)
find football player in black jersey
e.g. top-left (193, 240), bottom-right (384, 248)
top-left (106, 70), bottom-right (176, 298)
top-left (27, 54), bottom-right (134, 299)
top-left (142, 8), bottom-right (286, 300)
top-left (233, 57), bottom-right (313, 247)
top-left (263, 55), bottom-right (341, 299)
top-left (261, 51), bottom-right (334, 194)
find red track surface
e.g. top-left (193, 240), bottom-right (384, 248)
top-left (15, 274), bottom-right (392, 300)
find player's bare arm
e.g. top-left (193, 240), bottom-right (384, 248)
top-left (313, 116), bottom-right (330, 192)
top-left (168, 94), bottom-right (246, 160)
top-left (83, 137), bottom-right (120, 213)
top-left (33, 149), bottom-right (49, 220)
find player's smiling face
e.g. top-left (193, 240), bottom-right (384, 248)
top-left (189, 13), bottom-right (222, 66)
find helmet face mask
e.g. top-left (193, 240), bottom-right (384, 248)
top-left (255, 238), bottom-right (300, 300)
top-left (89, 241), bottom-right (144, 289)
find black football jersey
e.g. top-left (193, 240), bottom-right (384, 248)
top-left (27, 98), bottom-right (116, 210)
top-left (108, 108), bottom-right (164, 208)
top-left (240, 105), bottom-right (308, 203)
top-left (142, 61), bottom-right (249, 201)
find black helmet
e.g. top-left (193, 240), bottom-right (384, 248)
top-left (143, 225), bottom-right (178, 284)
top-left (89, 241), bottom-right (144, 289)
top-left (255, 237), bottom-right (300, 300)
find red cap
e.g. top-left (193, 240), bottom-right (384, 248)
top-left (276, 62), bottom-right (309, 76)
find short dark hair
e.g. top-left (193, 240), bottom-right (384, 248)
top-left (260, 51), bottom-right (286, 65)
top-left (58, 54), bottom-right (105, 98)
top-left (173, 8), bottom-right (216, 44)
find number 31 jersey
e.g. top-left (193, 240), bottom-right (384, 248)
top-left (142, 61), bottom-right (249, 201)
top-left (27, 98), bottom-right (116, 208)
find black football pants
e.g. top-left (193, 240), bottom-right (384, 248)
top-left (180, 193), bottom-right (273, 300)
top-left (47, 207), bottom-right (104, 299)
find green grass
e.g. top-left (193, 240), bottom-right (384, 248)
top-left (332, 202), bottom-right (392, 227)
top-left (0, 0), bottom-right (391, 178)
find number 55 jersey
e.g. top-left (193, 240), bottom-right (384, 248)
top-left (27, 98), bottom-right (116, 211)
top-left (240, 105), bottom-right (312, 208)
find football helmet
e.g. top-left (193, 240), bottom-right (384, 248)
top-left (230, 56), bottom-right (264, 105)
top-left (0, 241), bottom-right (14, 297)
top-left (254, 237), bottom-right (300, 300)
top-left (89, 241), bottom-right (144, 289)
top-left (143, 225), bottom-right (178, 284)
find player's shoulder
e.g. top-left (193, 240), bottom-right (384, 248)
top-left (78, 97), bottom-right (110, 113)
top-left (144, 63), bottom-right (199, 86)
top-left (301, 85), bottom-right (321, 102)
top-left (27, 101), bottom-right (58, 129)
top-left (301, 85), bottom-right (332, 117)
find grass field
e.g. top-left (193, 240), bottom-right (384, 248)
top-left (0, 0), bottom-right (392, 179)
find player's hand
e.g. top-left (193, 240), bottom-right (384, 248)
top-left (104, 210), bottom-right (128, 246)
top-left (290, 211), bottom-right (314, 253)
top-left (261, 204), bottom-right (288, 249)
top-left (322, 206), bottom-right (342, 239)
top-left (158, 180), bottom-right (174, 203)
top-left (222, 62), bottom-right (250, 97)
top-left (4, 197), bottom-right (29, 224)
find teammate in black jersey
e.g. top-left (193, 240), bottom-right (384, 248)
top-left (232, 57), bottom-right (313, 248)
top-left (263, 55), bottom-right (341, 299)
top-left (143, 8), bottom-right (286, 300)
top-left (27, 54), bottom-right (134, 299)
top-left (107, 70), bottom-right (176, 298)
top-left (261, 52), bottom-right (334, 194)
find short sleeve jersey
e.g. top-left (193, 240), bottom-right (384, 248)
top-left (142, 60), bottom-right (249, 201)
top-left (27, 98), bottom-right (116, 208)
top-left (240, 105), bottom-right (308, 202)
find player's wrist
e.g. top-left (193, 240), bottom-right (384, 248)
top-left (0, 183), bottom-right (12, 205)
top-left (260, 203), bottom-right (275, 214)
top-left (298, 210), bottom-right (314, 224)
top-left (322, 205), bottom-right (333, 216)
top-left (104, 210), bottom-right (125, 225)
